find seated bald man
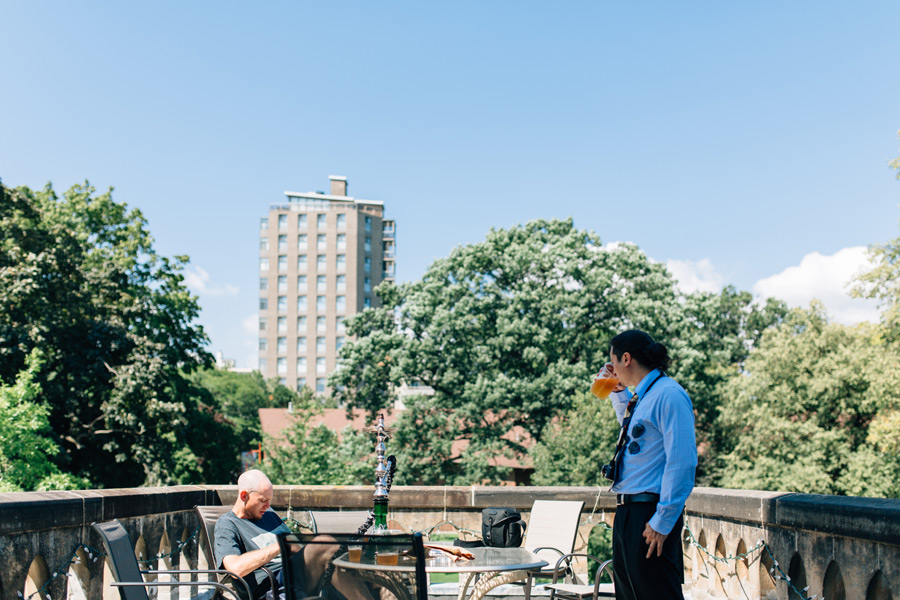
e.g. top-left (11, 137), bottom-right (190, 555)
top-left (214, 469), bottom-right (372, 600)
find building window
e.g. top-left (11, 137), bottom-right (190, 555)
top-left (297, 336), bottom-right (307, 353)
top-left (336, 316), bottom-right (345, 332)
top-left (317, 316), bottom-right (326, 332)
top-left (336, 234), bottom-right (346, 250)
top-left (297, 316), bottom-right (307, 330)
top-left (364, 277), bottom-right (371, 293)
top-left (297, 357), bottom-right (307, 371)
top-left (260, 277), bottom-right (268, 291)
top-left (277, 255), bottom-right (287, 272)
top-left (364, 297), bottom-right (372, 308)
top-left (336, 336), bottom-right (345, 351)
top-left (316, 337), bottom-right (326, 353)
top-left (278, 275), bottom-right (287, 292)
top-left (296, 378), bottom-right (306, 391)
top-left (259, 358), bottom-right (268, 372)
top-left (337, 275), bottom-right (346, 291)
top-left (297, 295), bottom-right (307, 311)
top-left (277, 337), bottom-right (287, 353)
top-left (365, 237), bottom-right (371, 253)
top-left (259, 318), bottom-right (267, 332)
top-left (277, 357), bottom-right (287, 374)
top-left (260, 238), bottom-right (269, 251)
top-left (277, 316), bottom-right (287, 333)
top-left (365, 216), bottom-right (372, 232)
top-left (316, 295), bottom-right (326, 312)
top-left (259, 338), bottom-right (267, 351)
top-left (277, 296), bottom-right (287, 312)
top-left (259, 298), bottom-right (268, 310)
top-left (316, 357), bottom-right (326, 373)
top-left (317, 234), bottom-right (327, 250)
top-left (317, 255), bottom-right (327, 272)
top-left (317, 275), bottom-right (327, 291)
top-left (297, 234), bottom-right (307, 249)
top-left (317, 214), bottom-right (327, 228)
top-left (260, 257), bottom-right (269, 272)
top-left (316, 378), bottom-right (326, 393)
top-left (364, 257), bottom-right (371, 273)
top-left (278, 234), bottom-right (287, 251)
top-left (336, 295), bottom-right (346, 312)
top-left (260, 218), bottom-right (268, 231)
top-left (383, 240), bottom-right (395, 257)
top-left (337, 214), bottom-right (346, 230)
top-left (298, 254), bottom-right (307, 269)
top-left (336, 254), bottom-right (346, 272)
top-left (279, 377), bottom-right (286, 385)
top-left (298, 275), bottom-right (307, 289)
top-left (278, 214), bottom-right (287, 230)
top-left (298, 214), bottom-right (307, 229)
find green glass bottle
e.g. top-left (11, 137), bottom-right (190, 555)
top-left (373, 497), bottom-right (388, 531)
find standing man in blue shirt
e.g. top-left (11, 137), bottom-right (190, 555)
top-left (605, 330), bottom-right (697, 600)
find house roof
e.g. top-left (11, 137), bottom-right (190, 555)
top-left (258, 408), bottom-right (533, 469)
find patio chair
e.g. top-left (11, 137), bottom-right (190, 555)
top-left (92, 518), bottom-right (249, 600)
top-left (458, 500), bottom-right (585, 600)
top-left (195, 505), bottom-right (279, 600)
top-left (277, 531), bottom-right (428, 600)
top-left (543, 554), bottom-right (615, 600)
top-left (308, 510), bottom-right (372, 534)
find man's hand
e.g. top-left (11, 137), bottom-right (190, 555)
top-left (642, 523), bottom-right (667, 558)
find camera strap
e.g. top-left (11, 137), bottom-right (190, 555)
top-left (609, 372), bottom-right (665, 484)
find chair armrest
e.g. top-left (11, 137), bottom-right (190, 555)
top-left (260, 565), bottom-right (279, 598)
top-left (594, 560), bottom-right (613, 586)
top-left (111, 580), bottom-right (245, 600)
top-left (141, 568), bottom-right (252, 599)
top-left (549, 553), bottom-right (609, 584)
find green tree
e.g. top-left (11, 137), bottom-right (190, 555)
top-left (333, 219), bottom-right (682, 484)
top-left (714, 304), bottom-right (900, 497)
top-left (0, 349), bottom-right (88, 491)
top-left (264, 389), bottom-right (372, 485)
top-left (670, 287), bottom-right (787, 483)
top-left (530, 391), bottom-right (620, 485)
top-left (851, 216), bottom-right (900, 340)
top-left (0, 181), bottom-right (213, 486)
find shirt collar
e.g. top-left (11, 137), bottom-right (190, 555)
top-left (634, 368), bottom-right (661, 399)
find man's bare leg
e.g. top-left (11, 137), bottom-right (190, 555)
top-left (302, 537), bottom-right (374, 600)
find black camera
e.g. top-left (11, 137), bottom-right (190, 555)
top-left (601, 461), bottom-right (617, 482)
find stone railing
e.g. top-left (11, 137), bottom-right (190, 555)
top-left (0, 486), bottom-right (896, 600)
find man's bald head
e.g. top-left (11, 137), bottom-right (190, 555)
top-left (238, 469), bottom-right (272, 493)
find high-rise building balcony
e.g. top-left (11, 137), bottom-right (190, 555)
top-left (3, 485), bottom-right (897, 600)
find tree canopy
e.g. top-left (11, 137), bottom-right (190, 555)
top-left (0, 181), bottom-right (214, 486)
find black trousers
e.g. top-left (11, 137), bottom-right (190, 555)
top-left (612, 502), bottom-right (684, 600)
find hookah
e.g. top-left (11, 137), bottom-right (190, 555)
top-left (370, 413), bottom-right (395, 532)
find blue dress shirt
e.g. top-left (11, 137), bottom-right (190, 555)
top-left (609, 369), bottom-right (697, 535)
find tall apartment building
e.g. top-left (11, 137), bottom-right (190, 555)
top-left (258, 176), bottom-right (396, 393)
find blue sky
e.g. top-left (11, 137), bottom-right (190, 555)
top-left (2, 1), bottom-right (899, 368)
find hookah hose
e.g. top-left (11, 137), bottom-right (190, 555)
top-left (318, 455), bottom-right (398, 594)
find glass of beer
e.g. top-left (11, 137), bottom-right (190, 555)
top-left (348, 545), bottom-right (363, 562)
top-left (376, 551), bottom-right (400, 565)
top-left (591, 363), bottom-right (619, 399)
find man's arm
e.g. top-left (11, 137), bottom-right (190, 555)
top-left (646, 386), bottom-right (697, 555)
top-left (222, 543), bottom-right (282, 578)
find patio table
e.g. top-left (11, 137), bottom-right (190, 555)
top-left (333, 545), bottom-right (548, 600)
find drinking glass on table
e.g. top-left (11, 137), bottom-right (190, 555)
top-left (591, 362), bottom-right (621, 399)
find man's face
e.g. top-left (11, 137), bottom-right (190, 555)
top-left (609, 350), bottom-right (630, 386)
top-left (242, 484), bottom-right (273, 520)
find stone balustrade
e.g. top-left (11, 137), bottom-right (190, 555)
top-left (0, 486), bottom-right (896, 600)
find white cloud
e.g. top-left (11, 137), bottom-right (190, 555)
top-left (752, 246), bottom-right (880, 324)
top-left (667, 258), bottom-right (726, 294)
top-left (184, 266), bottom-right (239, 297)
